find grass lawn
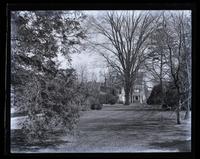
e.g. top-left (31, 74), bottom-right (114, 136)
top-left (11, 103), bottom-right (191, 153)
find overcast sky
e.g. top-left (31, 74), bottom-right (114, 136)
top-left (58, 11), bottom-right (109, 81)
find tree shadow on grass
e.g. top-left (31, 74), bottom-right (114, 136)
top-left (11, 129), bottom-right (71, 152)
top-left (150, 140), bottom-right (191, 152)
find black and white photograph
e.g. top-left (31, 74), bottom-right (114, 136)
top-left (10, 10), bottom-right (192, 153)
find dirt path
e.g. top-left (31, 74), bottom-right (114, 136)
top-left (11, 104), bottom-right (191, 152)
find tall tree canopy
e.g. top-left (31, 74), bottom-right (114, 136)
top-left (91, 11), bottom-right (159, 105)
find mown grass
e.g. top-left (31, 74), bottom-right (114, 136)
top-left (150, 140), bottom-right (191, 152)
top-left (11, 103), bottom-right (191, 152)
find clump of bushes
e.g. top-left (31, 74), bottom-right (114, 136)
top-left (163, 83), bottom-right (179, 110)
top-left (89, 96), bottom-right (103, 110)
top-left (147, 84), bottom-right (163, 105)
top-left (118, 101), bottom-right (124, 104)
top-left (76, 82), bottom-right (119, 110)
top-left (107, 94), bottom-right (118, 104)
top-left (80, 98), bottom-right (91, 111)
top-left (99, 93), bottom-right (118, 105)
top-left (90, 103), bottom-right (103, 110)
top-left (76, 82), bottom-right (104, 111)
top-left (147, 82), bottom-right (188, 110)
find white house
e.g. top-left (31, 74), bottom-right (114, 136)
top-left (118, 71), bottom-right (148, 104)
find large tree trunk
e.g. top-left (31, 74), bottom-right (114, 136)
top-left (184, 108), bottom-right (190, 119)
top-left (125, 88), bottom-right (130, 105)
top-left (160, 50), bottom-right (164, 108)
top-left (176, 99), bottom-right (181, 124)
top-left (176, 87), bottom-right (181, 124)
top-left (184, 60), bottom-right (191, 120)
top-left (184, 99), bottom-right (190, 120)
top-left (124, 79), bottom-right (131, 105)
top-left (124, 73), bottom-right (131, 105)
top-left (160, 79), bottom-right (164, 108)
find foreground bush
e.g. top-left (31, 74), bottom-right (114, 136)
top-left (17, 69), bottom-right (81, 144)
top-left (11, 11), bottom-right (87, 145)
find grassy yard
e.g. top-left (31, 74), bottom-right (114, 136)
top-left (11, 103), bottom-right (191, 153)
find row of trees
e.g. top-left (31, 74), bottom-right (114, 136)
top-left (90, 11), bottom-right (191, 124)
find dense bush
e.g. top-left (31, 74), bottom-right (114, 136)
top-left (16, 69), bottom-right (80, 144)
top-left (107, 94), bottom-right (118, 104)
top-left (76, 83), bottom-right (91, 111)
top-left (147, 82), bottom-right (189, 110)
top-left (146, 84), bottom-right (162, 105)
top-left (99, 94), bottom-right (107, 104)
top-left (163, 84), bottom-right (179, 110)
top-left (90, 103), bottom-right (103, 110)
top-left (89, 96), bottom-right (103, 110)
top-left (79, 98), bottom-right (91, 111)
top-left (99, 93), bottom-right (118, 105)
top-left (147, 83), bottom-right (178, 110)
top-left (118, 101), bottom-right (124, 104)
top-left (11, 11), bottom-right (87, 145)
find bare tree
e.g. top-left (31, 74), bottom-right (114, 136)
top-left (100, 66), bottom-right (123, 88)
top-left (163, 11), bottom-right (191, 124)
top-left (145, 12), bottom-right (171, 106)
top-left (91, 11), bottom-right (159, 105)
top-left (180, 13), bottom-right (191, 120)
top-left (76, 64), bottom-right (89, 83)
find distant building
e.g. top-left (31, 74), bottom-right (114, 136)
top-left (85, 71), bottom-right (149, 105)
top-left (118, 71), bottom-right (149, 104)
